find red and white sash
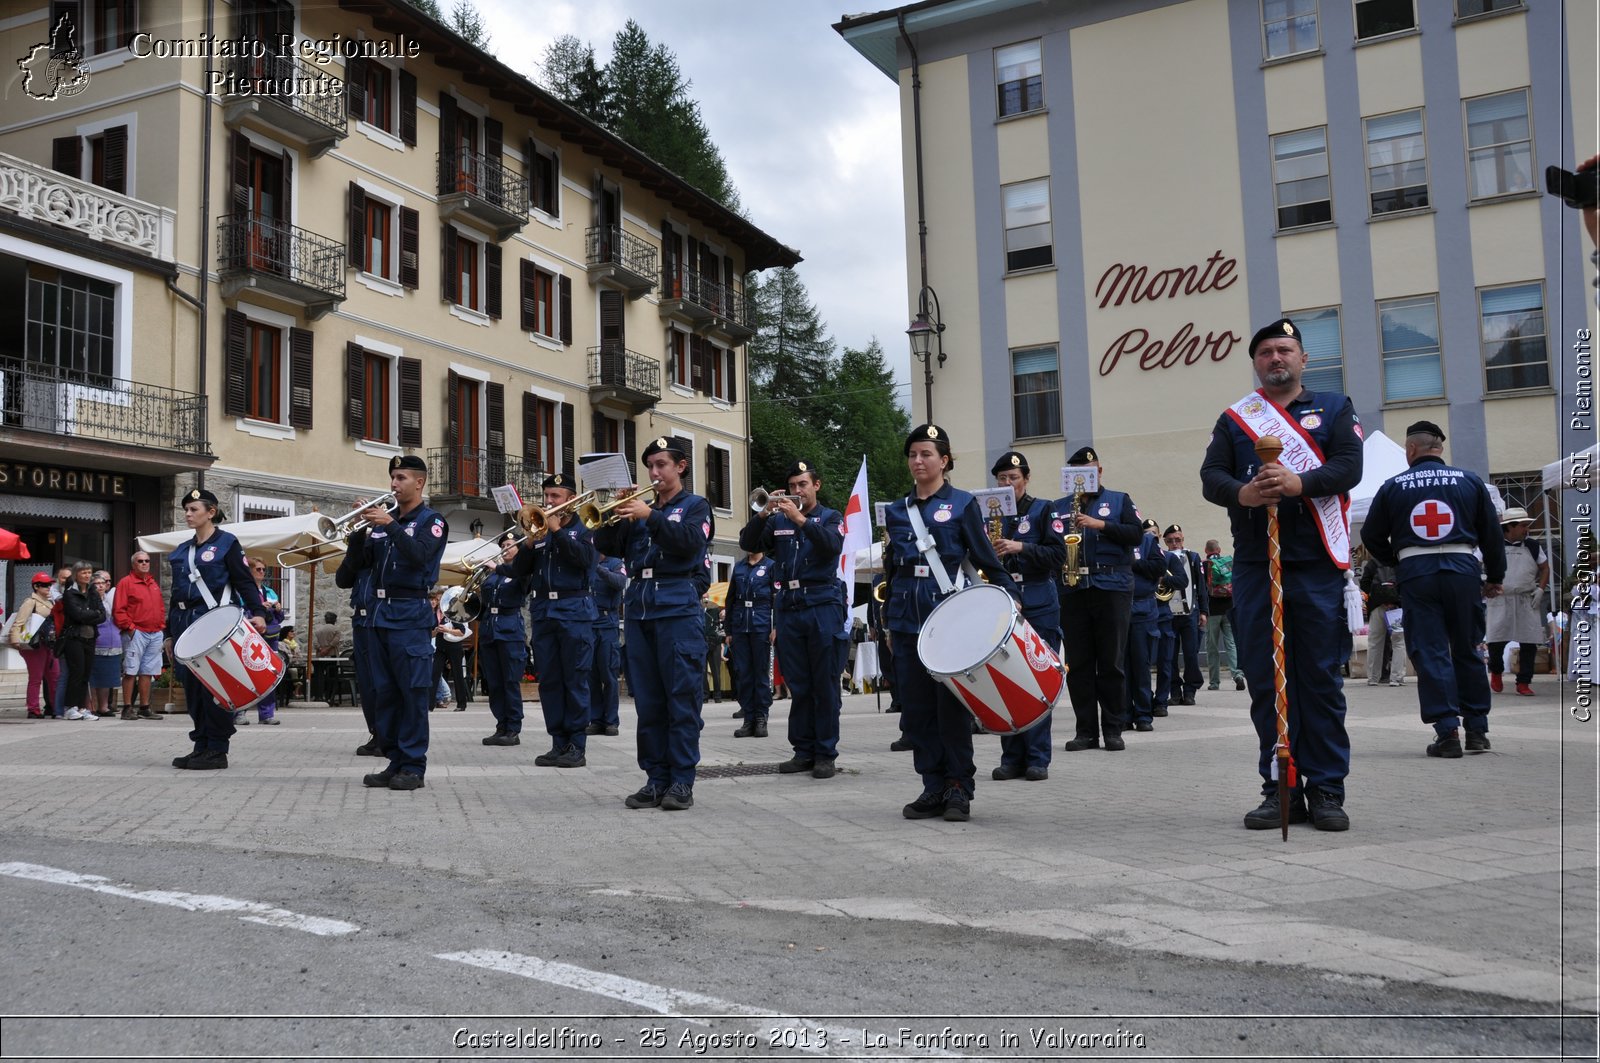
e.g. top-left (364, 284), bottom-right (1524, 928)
top-left (1225, 389), bottom-right (1351, 570)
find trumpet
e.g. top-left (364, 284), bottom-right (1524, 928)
top-left (276, 490), bottom-right (398, 569)
top-left (578, 481), bottom-right (662, 528)
top-left (749, 486), bottom-right (802, 514)
top-left (519, 491), bottom-right (595, 541)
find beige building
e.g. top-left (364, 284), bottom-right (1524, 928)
top-left (839, 0), bottom-right (1595, 544)
top-left (0, 0), bottom-right (798, 630)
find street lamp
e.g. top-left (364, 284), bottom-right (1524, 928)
top-left (906, 285), bottom-right (946, 422)
top-left (469, 518), bottom-right (484, 539)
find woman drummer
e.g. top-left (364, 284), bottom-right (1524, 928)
top-left (164, 487), bottom-right (266, 771)
top-left (882, 424), bottom-right (1015, 822)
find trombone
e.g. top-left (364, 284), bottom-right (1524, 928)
top-left (520, 491), bottom-right (595, 541)
top-left (276, 490), bottom-right (398, 569)
top-left (578, 481), bottom-right (662, 528)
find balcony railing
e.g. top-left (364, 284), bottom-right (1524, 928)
top-left (0, 358), bottom-right (210, 456)
top-left (587, 344), bottom-right (660, 415)
top-left (221, 48), bottom-right (347, 154)
top-left (425, 447), bottom-right (544, 502)
top-left (437, 148), bottom-right (528, 239)
top-left (585, 225), bottom-right (657, 297)
top-left (659, 266), bottom-right (755, 342)
top-left (217, 212), bottom-right (346, 315)
top-left (0, 150), bottom-right (175, 260)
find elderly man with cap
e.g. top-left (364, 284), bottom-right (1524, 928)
top-left (1362, 421), bottom-right (1506, 757)
top-left (164, 487), bottom-right (267, 770)
top-left (987, 450), bottom-right (1065, 780)
top-left (1053, 446), bottom-right (1143, 752)
top-left (740, 459), bottom-right (847, 778)
top-left (1201, 317), bottom-right (1363, 831)
top-left (1485, 507), bottom-right (1549, 697)
top-left (595, 437), bottom-right (713, 811)
top-left (340, 455), bottom-right (448, 790)
top-left (1161, 524), bottom-right (1208, 707)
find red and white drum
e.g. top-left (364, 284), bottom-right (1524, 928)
top-left (173, 604), bottom-right (284, 712)
top-left (917, 583), bottom-right (1065, 734)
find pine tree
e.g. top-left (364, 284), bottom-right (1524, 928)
top-left (748, 267), bottom-right (833, 403)
top-left (449, 0), bottom-right (491, 51)
top-left (540, 35), bottom-right (610, 124)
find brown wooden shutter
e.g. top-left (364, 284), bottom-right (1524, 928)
top-left (592, 413), bottom-right (607, 453)
top-left (49, 1), bottom-right (76, 53)
top-left (445, 370), bottom-right (460, 454)
top-left (345, 342), bottom-right (366, 439)
top-left (623, 419), bottom-right (637, 470)
top-left (345, 55), bottom-right (366, 118)
top-left (101, 126), bottom-right (126, 193)
top-left (705, 443), bottom-right (717, 508)
top-left (484, 243), bottom-right (502, 319)
top-left (598, 289), bottom-right (622, 351)
top-left (726, 349), bottom-right (736, 405)
top-left (280, 148), bottom-right (292, 223)
top-left (558, 275), bottom-right (573, 345)
top-left (526, 137), bottom-right (537, 211)
top-left (484, 117), bottom-right (503, 203)
top-left (398, 70), bottom-right (417, 146)
top-left (230, 131), bottom-right (250, 213)
top-left (719, 448), bottom-right (731, 509)
top-left (486, 381), bottom-right (505, 477)
top-left (437, 93), bottom-right (456, 194)
top-left (522, 391), bottom-right (538, 466)
top-left (398, 356), bottom-right (421, 447)
top-left (223, 309), bottom-right (247, 417)
top-left (689, 334), bottom-right (704, 393)
top-left (52, 135), bottom-right (81, 178)
top-left (347, 182), bottom-right (366, 269)
top-left (441, 225), bottom-right (456, 303)
top-left (398, 207), bottom-right (419, 289)
top-left (560, 402), bottom-right (574, 476)
top-left (660, 219), bottom-right (675, 292)
top-left (519, 259), bottom-right (535, 332)
top-left (288, 327), bottom-right (313, 430)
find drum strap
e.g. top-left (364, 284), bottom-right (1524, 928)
top-left (906, 500), bottom-right (977, 596)
top-left (183, 542), bottom-right (232, 612)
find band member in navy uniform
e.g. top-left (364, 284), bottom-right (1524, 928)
top-left (883, 424), bottom-right (1016, 822)
top-left (345, 455), bottom-right (448, 791)
top-left (1162, 524), bottom-right (1208, 706)
top-left (1151, 523), bottom-right (1187, 718)
top-left (588, 553), bottom-right (627, 736)
top-left (165, 488), bottom-right (266, 770)
top-left (479, 532), bottom-right (533, 747)
top-left (595, 437), bottom-right (713, 811)
top-left (336, 550), bottom-right (383, 756)
top-left (1360, 420), bottom-right (1505, 758)
top-left (514, 472), bottom-right (597, 768)
top-left (1127, 519), bottom-right (1168, 732)
top-left (987, 451), bottom-right (1064, 782)
top-left (1201, 318), bottom-right (1362, 831)
top-left (740, 461), bottom-right (846, 778)
top-left (725, 549), bottom-right (776, 738)
top-left (1055, 446), bottom-right (1143, 752)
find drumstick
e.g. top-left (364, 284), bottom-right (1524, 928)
top-left (1254, 435), bottom-right (1295, 842)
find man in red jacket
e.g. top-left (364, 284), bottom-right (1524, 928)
top-left (113, 550), bottom-right (166, 720)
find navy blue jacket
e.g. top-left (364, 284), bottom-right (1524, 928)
top-left (1051, 488), bottom-right (1142, 593)
top-left (725, 555), bottom-right (776, 634)
top-left (515, 519), bottom-right (597, 623)
top-left (593, 488), bottom-right (712, 621)
top-left (1130, 532), bottom-right (1168, 621)
top-left (478, 564), bottom-right (532, 643)
top-left (350, 502), bottom-right (448, 630)
top-left (1000, 493), bottom-right (1066, 622)
top-left (335, 542), bottom-right (376, 628)
top-left (1360, 455), bottom-right (1506, 584)
top-left (592, 556), bottom-right (627, 616)
top-left (739, 504), bottom-right (845, 609)
top-left (166, 527), bottom-right (266, 637)
top-left (882, 482), bottom-right (1016, 635)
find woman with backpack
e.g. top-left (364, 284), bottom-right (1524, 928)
top-left (9, 573), bottom-right (60, 718)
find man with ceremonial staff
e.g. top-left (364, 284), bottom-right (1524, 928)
top-left (1201, 318), bottom-right (1362, 832)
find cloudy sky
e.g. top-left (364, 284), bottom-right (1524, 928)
top-left (470, 0), bottom-right (914, 401)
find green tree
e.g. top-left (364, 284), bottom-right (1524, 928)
top-left (406, 0), bottom-right (442, 18)
top-left (449, 0), bottom-right (491, 51)
top-left (748, 267), bottom-right (833, 403)
top-left (540, 34), bottom-right (610, 124)
top-left (826, 340), bottom-right (913, 513)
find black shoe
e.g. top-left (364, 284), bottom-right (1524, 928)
top-left (624, 784), bottom-right (664, 809)
top-left (184, 750), bottom-right (228, 770)
top-left (752, 717), bottom-right (768, 738)
top-left (1102, 735), bottom-right (1125, 751)
top-left (604, 725), bottom-right (619, 736)
top-left (453, 705), bottom-right (466, 712)
top-left (885, 704), bottom-right (902, 714)
top-left (1427, 730), bottom-right (1463, 759)
top-left (1024, 766), bottom-right (1048, 782)
top-left (777, 756), bottom-right (815, 774)
top-left (889, 738), bottom-right (914, 752)
top-left (388, 771), bottom-right (425, 791)
top-left (1244, 792), bottom-right (1307, 830)
top-left (138, 705), bottom-right (160, 720)
top-left (992, 763), bottom-right (1025, 781)
top-left (484, 732), bottom-right (521, 747)
top-left (1179, 695), bottom-right (1195, 706)
top-left (941, 786), bottom-right (971, 822)
top-left (1306, 789), bottom-right (1349, 831)
top-left (355, 737), bottom-right (383, 757)
top-left (533, 749), bottom-right (561, 766)
top-left (363, 769), bottom-right (396, 787)
top-left (586, 722), bottom-right (604, 735)
top-left (1133, 720), bottom-right (1153, 732)
top-left (811, 759), bottom-right (836, 779)
top-left (659, 782), bottom-right (694, 810)
top-left (1465, 731), bottom-right (1491, 753)
top-left (734, 722), bottom-right (756, 737)
top-left (553, 745), bottom-right (586, 768)
top-left (1063, 736), bottom-right (1099, 752)
top-left (902, 791), bottom-right (946, 819)
top-left (1151, 705), bottom-right (1169, 717)
top-left (730, 709), bottom-right (743, 718)
top-left (1235, 676), bottom-right (1246, 691)
top-left (171, 750), bottom-right (202, 769)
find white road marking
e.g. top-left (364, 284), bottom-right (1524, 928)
top-left (437, 948), bottom-right (970, 1060)
top-left (0, 862), bottom-right (360, 936)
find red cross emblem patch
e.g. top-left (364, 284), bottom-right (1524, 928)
top-left (1409, 499), bottom-right (1455, 541)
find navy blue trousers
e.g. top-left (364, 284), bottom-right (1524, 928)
top-left (1169, 611), bottom-right (1202, 699)
top-left (590, 616), bottom-right (621, 728)
top-left (1153, 613), bottom-right (1175, 709)
top-left (1402, 570), bottom-right (1490, 736)
top-left (776, 602), bottom-right (846, 761)
top-left (369, 624), bottom-right (433, 776)
top-left (728, 629), bottom-right (773, 721)
top-left (626, 613), bottom-right (705, 789)
top-left (1126, 611), bottom-right (1157, 724)
top-left (893, 631), bottom-right (975, 798)
top-left (351, 624), bottom-right (379, 738)
top-left (533, 617), bottom-right (594, 753)
top-left (480, 636), bottom-right (526, 735)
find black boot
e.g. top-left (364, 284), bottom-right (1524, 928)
top-left (752, 716), bottom-right (768, 738)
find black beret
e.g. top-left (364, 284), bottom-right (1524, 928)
top-left (904, 423), bottom-right (949, 454)
top-left (542, 471), bottom-right (575, 490)
top-left (786, 460), bottom-right (816, 480)
top-left (389, 454), bottom-right (427, 473)
top-left (184, 487), bottom-right (220, 506)
top-left (1405, 420), bottom-right (1446, 441)
top-left (991, 450), bottom-right (1029, 476)
top-left (1163, 524), bottom-right (1184, 536)
top-left (642, 436), bottom-right (687, 460)
top-left (1067, 446), bottom-right (1098, 465)
top-left (1249, 318), bottom-right (1301, 356)
top-left (1141, 518), bottom-right (1159, 532)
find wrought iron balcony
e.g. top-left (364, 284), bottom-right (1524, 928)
top-left (587, 344), bottom-right (660, 416)
top-left (0, 358), bottom-right (211, 460)
top-left (425, 447), bottom-right (544, 503)
top-left (585, 225), bottom-right (657, 298)
top-left (217, 212), bottom-right (346, 318)
top-left (437, 148), bottom-right (528, 240)
top-left (219, 48), bottom-right (347, 157)
top-left (659, 267), bottom-right (755, 343)
top-left (0, 150), bottom-right (175, 260)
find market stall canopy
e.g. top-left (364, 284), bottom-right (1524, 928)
top-left (1349, 430), bottom-right (1504, 532)
top-left (137, 513), bottom-right (344, 572)
top-left (851, 539), bottom-right (885, 578)
top-left (1542, 442), bottom-right (1598, 492)
top-left (436, 536), bottom-right (501, 587)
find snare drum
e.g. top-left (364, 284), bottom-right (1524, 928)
top-left (173, 604), bottom-right (285, 712)
top-left (916, 583), bottom-right (1065, 734)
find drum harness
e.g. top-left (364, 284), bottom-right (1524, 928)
top-left (905, 500), bottom-right (980, 598)
top-left (180, 541), bottom-right (233, 612)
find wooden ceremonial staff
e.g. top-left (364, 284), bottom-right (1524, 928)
top-left (1254, 434), bottom-right (1296, 841)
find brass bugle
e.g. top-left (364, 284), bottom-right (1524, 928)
top-left (519, 490), bottom-right (596, 540)
top-left (749, 486), bottom-right (802, 513)
top-left (276, 490), bottom-right (398, 569)
top-left (579, 481), bottom-right (662, 528)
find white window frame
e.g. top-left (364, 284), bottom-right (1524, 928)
top-left (1284, 305), bottom-right (1345, 393)
top-left (233, 300), bottom-right (296, 440)
top-left (526, 384), bottom-right (566, 477)
top-left (0, 232), bottom-right (133, 385)
top-left (1463, 88), bottom-right (1536, 202)
top-left (1364, 107), bottom-right (1430, 217)
top-left (71, 111), bottom-right (137, 197)
top-left (674, 427), bottom-right (698, 496)
top-left (525, 254), bottom-right (562, 346)
top-left (707, 439), bottom-right (733, 513)
top-left (447, 222), bottom-right (489, 326)
top-left (994, 39), bottom-right (1043, 118)
top-left (1002, 178), bottom-right (1054, 273)
top-left (353, 179), bottom-right (404, 295)
top-left (237, 491), bottom-right (297, 627)
top-left (353, 53), bottom-right (405, 152)
top-left (1478, 280), bottom-right (1549, 395)
top-left (1261, 0), bottom-right (1321, 61)
top-left (1453, 0), bottom-right (1525, 23)
top-left (353, 334), bottom-right (402, 457)
top-left (1009, 344), bottom-right (1062, 442)
top-left (1271, 125), bottom-right (1333, 231)
top-left (667, 326), bottom-right (694, 397)
top-left (1377, 293), bottom-right (1445, 404)
top-left (236, 128), bottom-right (300, 229)
top-left (528, 136), bottom-right (562, 222)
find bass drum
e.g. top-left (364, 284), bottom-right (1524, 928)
top-left (916, 583), bottom-right (1065, 734)
top-left (172, 604), bottom-right (285, 712)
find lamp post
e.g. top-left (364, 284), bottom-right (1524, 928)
top-left (469, 518), bottom-right (484, 539)
top-left (906, 285), bottom-right (946, 422)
